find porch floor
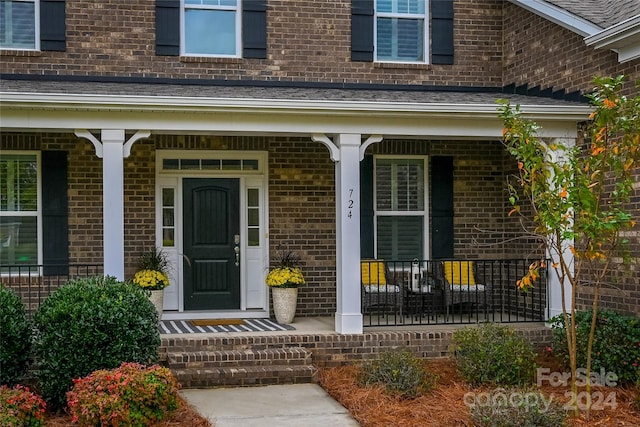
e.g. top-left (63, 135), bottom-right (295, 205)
top-left (159, 315), bottom-right (546, 337)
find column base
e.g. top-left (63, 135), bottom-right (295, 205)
top-left (335, 312), bottom-right (363, 334)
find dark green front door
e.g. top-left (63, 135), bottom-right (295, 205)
top-left (183, 178), bottom-right (240, 310)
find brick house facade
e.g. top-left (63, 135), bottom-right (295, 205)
top-left (1, 1), bottom-right (638, 333)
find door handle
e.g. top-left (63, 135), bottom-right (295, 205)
top-left (234, 234), bottom-right (240, 267)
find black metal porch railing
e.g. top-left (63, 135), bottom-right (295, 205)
top-left (361, 259), bottom-right (548, 327)
top-left (1, 264), bottom-right (103, 314)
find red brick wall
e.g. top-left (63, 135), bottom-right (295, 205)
top-left (502, 4), bottom-right (640, 316)
top-left (0, 0), bottom-right (504, 87)
top-left (2, 132), bottom-right (532, 316)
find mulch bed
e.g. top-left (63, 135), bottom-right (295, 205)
top-left (44, 395), bottom-right (212, 427)
top-left (318, 358), bottom-right (640, 427)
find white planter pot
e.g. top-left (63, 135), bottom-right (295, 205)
top-left (148, 289), bottom-right (164, 320)
top-left (271, 287), bottom-right (298, 324)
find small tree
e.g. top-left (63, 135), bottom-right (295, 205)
top-left (498, 75), bottom-right (640, 415)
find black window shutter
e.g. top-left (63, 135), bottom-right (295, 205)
top-left (360, 155), bottom-right (374, 258)
top-left (42, 151), bottom-right (69, 275)
top-left (40, 0), bottom-right (66, 51)
top-left (431, 156), bottom-right (454, 259)
top-left (242, 0), bottom-right (267, 59)
top-left (156, 0), bottom-right (180, 56)
top-left (431, 1), bottom-right (454, 65)
top-left (351, 0), bottom-right (374, 62)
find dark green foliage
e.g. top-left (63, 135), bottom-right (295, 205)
top-left (550, 310), bottom-right (640, 385)
top-left (469, 387), bottom-right (566, 427)
top-left (359, 349), bottom-right (435, 398)
top-left (33, 276), bottom-right (160, 410)
top-left (452, 323), bottom-right (537, 386)
top-left (0, 286), bottom-right (32, 386)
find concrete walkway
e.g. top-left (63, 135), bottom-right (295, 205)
top-left (181, 383), bottom-right (360, 427)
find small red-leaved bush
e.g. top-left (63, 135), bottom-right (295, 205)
top-left (0, 385), bottom-right (46, 427)
top-left (66, 362), bottom-right (180, 426)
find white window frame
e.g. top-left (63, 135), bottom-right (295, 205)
top-left (0, 0), bottom-right (40, 51)
top-left (374, 0), bottom-right (429, 64)
top-left (180, 0), bottom-right (241, 57)
top-left (374, 155), bottom-right (429, 260)
top-left (0, 151), bottom-right (42, 270)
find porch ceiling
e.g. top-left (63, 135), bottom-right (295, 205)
top-left (0, 79), bottom-right (591, 139)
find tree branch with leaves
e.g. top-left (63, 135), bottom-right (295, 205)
top-left (498, 75), bottom-right (640, 417)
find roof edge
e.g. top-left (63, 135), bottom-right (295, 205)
top-left (584, 15), bottom-right (640, 63)
top-left (507, 0), bottom-right (602, 37)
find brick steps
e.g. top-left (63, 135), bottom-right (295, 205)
top-left (165, 346), bottom-right (318, 388)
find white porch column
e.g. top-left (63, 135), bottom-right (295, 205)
top-left (101, 129), bottom-right (126, 280)
top-left (545, 137), bottom-right (574, 320)
top-left (334, 134), bottom-right (363, 334)
top-left (75, 129), bottom-right (150, 281)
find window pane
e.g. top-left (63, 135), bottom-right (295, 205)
top-left (163, 159), bottom-right (179, 170)
top-left (221, 159), bottom-right (241, 170)
top-left (162, 188), bottom-right (174, 206)
top-left (376, 159), bottom-right (424, 211)
top-left (181, 159), bottom-right (200, 169)
top-left (247, 228), bottom-right (259, 247)
top-left (376, 216), bottom-right (423, 260)
top-left (186, 0), bottom-right (237, 5)
top-left (248, 208), bottom-right (259, 227)
top-left (376, 17), bottom-right (423, 61)
top-left (247, 188), bottom-right (259, 206)
top-left (376, 0), bottom-right (424, 14)
top-left (0, 1), bottom-right (36, 49)
top-left (162, 228), bottom-right (175, 247)
top-left (185, 9), bottom-right (236, 55)
top-left (0, 154), bottom-right (38, 211)
top-left (202, 159), bottom-right (221, 170)
top-left (0, 216), bottom-right (37, 265)
top-left (243, 159), bottom-right (259, 170)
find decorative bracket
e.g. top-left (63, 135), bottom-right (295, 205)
top-left (74, 129), bottom-right (151, 159)
top-left (359, 135), bottom-right (383, 160)
top-left (311, 134), bottom-right (340, 162)
top-left (124, 130), bottom-right (151, 158)
top-left (75, 129), bottom-right (103, 158)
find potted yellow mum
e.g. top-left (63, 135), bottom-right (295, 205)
top-left (133, 248), bottom-right (170, 318)
top-left (265, 249), bottom-right (305, 324)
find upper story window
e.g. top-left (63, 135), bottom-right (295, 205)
top-left (0, 0), bottom-right (38, 50)
top-left (0, 0), bottom-right (65, 51)
top-left (375, 0), bottom-right (427, 63)
top-left (156, 0), bottom-right (266, 58)
top-left (182, 0), bottom-right (240, 56)
top-left (351, 0), bottom-right (453, 65)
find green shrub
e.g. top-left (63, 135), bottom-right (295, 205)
top-left (0, 286), bottom-right (32, 386)
top-left (452, 323), bottom-right (537, 386)
top-left (67, 362), bottom-right (179, 426)
top-left (33, 276), bottom-right (160, 410)
top-left (635, 373), bottom-right (640, 411)
top-left (468, 387), bottom-right (566, 427)
top-left (359, 349), bottom-right (435, 398)
top-left (0, 385), bottom-right (46, 427)
top-left (549, 310), bottom-right (640, 384)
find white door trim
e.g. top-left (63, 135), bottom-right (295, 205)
top-left (155, 150), bottom-right (269, 319)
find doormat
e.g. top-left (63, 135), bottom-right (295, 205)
top-left (191, 319), bottom-right (244, 326)
top-left (159, 318), bottom-right (295, 334)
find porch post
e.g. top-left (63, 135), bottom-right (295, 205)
top-left (546, 137), bottom-right (574, 319)
top-left (101, 129), bottom-right (126, 280)
top-left (334, 134), bottom-right (363, 334)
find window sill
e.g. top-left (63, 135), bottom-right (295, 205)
top-left (180, 56), bottom-right (243, 64)
top-left (0, 49), bottom-right (42, 57)
top-left (374, 62), bottom-right (432, 71)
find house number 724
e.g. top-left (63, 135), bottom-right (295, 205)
top-left (347, 189), bottom-right (354, 219)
